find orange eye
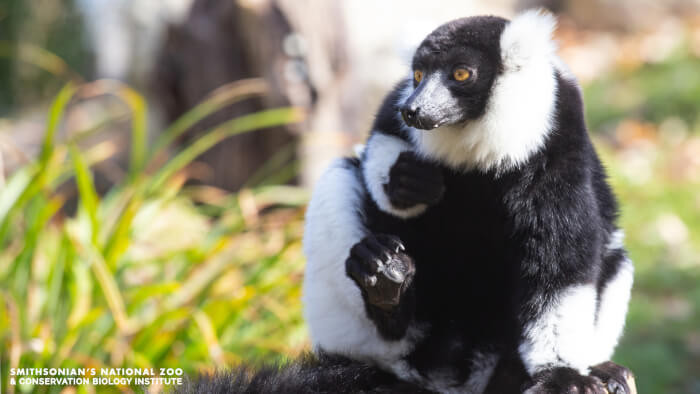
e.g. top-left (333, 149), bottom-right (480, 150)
top-left (453, 68), bottom-right (471, 81)
top-left (414, 70), bottom-right (423, 83)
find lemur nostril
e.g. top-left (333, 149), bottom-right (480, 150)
top-left (401, 106), bottom-right (420, 123)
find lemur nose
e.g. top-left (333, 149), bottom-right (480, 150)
top-left (401, 106), bottom-right (420, 125)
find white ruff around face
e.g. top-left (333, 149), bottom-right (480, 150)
top-left (409, 10), bottom-right (559, 173)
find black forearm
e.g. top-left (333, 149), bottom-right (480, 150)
top-left (345, 234), bottom-right (417, 341)
top-left (362, 285), bottom-right (416, 340)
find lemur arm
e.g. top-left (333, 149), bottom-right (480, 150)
top-left (346, 233), bottom-right (417, 340)
top-left (303, 158), bottom-right (419, 369)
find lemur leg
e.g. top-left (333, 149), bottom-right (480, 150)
top-left (520, 283), bottom-right (607, 394)
top-left (590, 245), bottom-right (635, 394)
top-left (302, 158), bottom-right (418, 377)
top-left (520, 236), bottom-right (634, 394)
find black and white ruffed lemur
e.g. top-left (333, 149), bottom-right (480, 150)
top-left (177, 10), bottom-right (635, 394)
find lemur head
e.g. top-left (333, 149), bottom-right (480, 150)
top-left (401, 10), bottom-right (563, 172)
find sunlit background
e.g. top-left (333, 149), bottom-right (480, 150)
top-left (0, 0), bottom-right (699, 393)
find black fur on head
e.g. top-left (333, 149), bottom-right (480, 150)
top-left (402, 16), bottom-right (507, 129)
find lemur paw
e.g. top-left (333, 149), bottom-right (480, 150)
top-left (589, 362), bottom-right (635, 394)
top-left (383, 151), bottom-right (444, 209)
top-left (525, 367), bottom-right (607, 394)
top-left (346, 234), bottom-right (415, 310)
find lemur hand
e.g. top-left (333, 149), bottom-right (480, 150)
top-left (589, 361), bottom-right (636, 394)
top-left (383, 151), bottom-right (444, 209)
top-left (346, 234), bottom-right (415, 310)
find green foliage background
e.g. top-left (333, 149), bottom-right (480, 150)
top-left (0, 81), bottom-right (306, 393)
top-left (0, 0), bottom-right (93, 115)
top-left (584, 46), bottom-right (700, 394)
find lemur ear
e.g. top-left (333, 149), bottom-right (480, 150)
top-left (500, 9), bottom-right (557, 71)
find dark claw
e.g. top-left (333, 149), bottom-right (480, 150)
top-left (374, 234), bottom-right (405, 255)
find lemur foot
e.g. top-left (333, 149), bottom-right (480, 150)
top-left (526, 367), bottom-right (607, 394)
top-left (346, 234), bottom-right (415, 310)
top-left (589, 362), bottom-right (636, 394)
top-left (383, 151), bottom-right (444, 209)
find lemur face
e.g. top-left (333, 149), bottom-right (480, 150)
top-left (401, 16), bottom-right (507, 130)
top-left (402, 11), bottom-right (560, 171)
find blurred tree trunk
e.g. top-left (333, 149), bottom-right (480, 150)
top-left (152, 0), bottom-right (315, 191)
top-left (275, 0), bottom-right (356, 186)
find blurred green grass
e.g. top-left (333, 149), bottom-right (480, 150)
top-left (0, 80), bottom-right (306, 393)
top-left (585, 44), bottom-right (700, 135)
top-left (585, 46), bottom-right (700, 394)
top-left (598, 139), bottom-right (700, 394)
top-left (0, 45), bottom-right (698, 394)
